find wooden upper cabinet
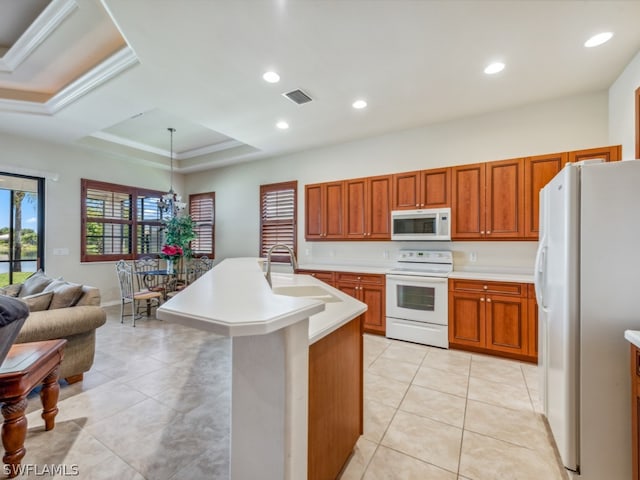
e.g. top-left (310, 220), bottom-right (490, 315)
top-left (568, 145), bottom-right (621, 163)
top-left (345, 175), bottom-right (391, 240)
top-left (345, 178), bottom-right (367, 239)
top-left (524, 153), bottom-right (567, 239)
top-left (485, 158), bottom-right (524, 239)
top-left (367, 175), bottom-right (392, 239)
top-left (305, 181), bottom-right (345, 240)
top-left (392, 168), bottom-right (450, 210)
top-left (451, 163), bottom-right (485, 239)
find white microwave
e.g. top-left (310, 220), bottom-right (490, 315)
top-left (391, 208), bottom-right (451, 241)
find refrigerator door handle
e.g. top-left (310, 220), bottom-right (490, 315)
top-left (534, 236), bottom-right (547, 310)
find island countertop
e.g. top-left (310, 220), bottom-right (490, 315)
top-left (156, 257), bottom-right (366, 344)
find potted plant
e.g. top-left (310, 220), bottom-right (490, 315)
top-left (161, 215), bottom-right (196, 274)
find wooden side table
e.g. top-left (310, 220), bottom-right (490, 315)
top-left (0, 340), bottom-right (66, 478)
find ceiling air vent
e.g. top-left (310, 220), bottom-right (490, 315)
top-left (283, 89), bottom-right (313, 105)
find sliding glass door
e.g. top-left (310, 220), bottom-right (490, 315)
top-left (0, 173), bottom-right (44, 286)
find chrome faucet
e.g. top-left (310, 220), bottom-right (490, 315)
top-left (265, 244), bottom-right (298, 287)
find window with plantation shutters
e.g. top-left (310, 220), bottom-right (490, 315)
top-left (81, 179), bottom-right (165, 262)
top-left (260, 181), bottom-right (297, 263)
top-left (189, 192), bottom-right (215, 257)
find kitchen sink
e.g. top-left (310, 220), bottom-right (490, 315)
top-left (272, 285), bottom-right (342, 303)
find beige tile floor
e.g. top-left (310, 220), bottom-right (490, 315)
top-left (14, 307), bottom-right (567, 479)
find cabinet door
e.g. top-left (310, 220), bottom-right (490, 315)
top-left (524, 153), bottom-right (567, 239)
top-left (485, 294), bottom-right (528, 356)
top-left (325, 182), bottom-right (346, 239)
top-left (361, 284), bottom-right (386, 335)
top-left (305, 184), bottom-right (323, 239)
top-left (337, 282), bottom-right (359, 300)
top-left (451, 163), bottom-right (485, 239)
top-left (420, 168), bottom-right (450, 208)
top-left (485, 158), bottom-right (524, 239)
top-left (568, 145), bottom-right (621, 163)
top-left (392, 171), bottom-right (421, 210)
top-left (367, 175), bottom-right (391, 239)
top-left (448, 291), bottom-right (485, 347)
top-left (345, 178), bottom-right (367, 239)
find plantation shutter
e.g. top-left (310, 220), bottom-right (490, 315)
top-left (260, 181), bottom-right (297, 263)
top-left (189, 192), bottom-right (215, 256)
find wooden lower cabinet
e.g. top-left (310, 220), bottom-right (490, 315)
top-left (308, 315), bottom-right (363, 480)
top-left (449, 279), bottom-right (536, 362)
top-left (295, 269), bottom-right (386, 335)
top-left (336, 272), bottom-right (386, 335)
top-left (296, 269), bottom-right (335, 287)
top-left (631, 344), bottom-right (640, 480)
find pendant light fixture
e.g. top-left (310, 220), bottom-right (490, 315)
top-left (157, 127), bottom-right (186, 217)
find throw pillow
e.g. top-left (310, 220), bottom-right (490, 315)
top-left (20, 292), bottom-right (53, 312)
top-left (18, 270), bottom-right (55, 298)
top-left (43, 280), bottom-right (84, 310)
top-left (0, 283), bottom-right (22, 297)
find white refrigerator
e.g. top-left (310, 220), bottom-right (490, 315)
top-left (535, 160), bottom-right (640, 479)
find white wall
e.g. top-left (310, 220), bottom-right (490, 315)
top-left (0, 132), bottom-right (180, 303)
top-left (609, 49), bottom-right (640, 159)
top-left (186, 91), bottom-right (609, 270)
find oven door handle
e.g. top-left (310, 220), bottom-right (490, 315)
top-left (386, 275), bottom-right (448, 284)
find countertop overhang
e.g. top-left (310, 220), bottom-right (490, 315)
top-left (156, 258), bottom-right (366, 344)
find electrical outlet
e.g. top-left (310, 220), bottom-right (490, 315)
top-left (469, 252), bottom-right (477, 262)
top-left (53, 248), bottom-right (69, 256)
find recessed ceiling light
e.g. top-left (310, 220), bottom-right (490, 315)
top-left (276, 121), bottom-right (289, 130)
top-left (262, 71), bottom-right (280, 83)
top-left (484, 62), bottom-right (505, 75)
top-left (584, 32), bottom-right (613, 48)
top-left (352, 99), bottom-right (368, 109)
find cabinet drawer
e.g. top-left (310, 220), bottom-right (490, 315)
top-left (297, 270), bottom-right (335, 284)
top-left (335, 272), bottom-right (385, 285)
top-left (450, 279), bottom-right (525, 297)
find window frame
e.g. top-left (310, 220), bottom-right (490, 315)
top-left (81, 179), bottom-right (166, 262)
top-left (189, 192), bottom-right (215, 257)
top-left (259, 180), bottom-right (298, 264)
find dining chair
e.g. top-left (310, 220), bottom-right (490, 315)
top-left (188, 256), bottom-right (214, 283)
top-left (133, 256), bottom-right (167, 297)
top-left (115, 260), bottom-right (162, 327)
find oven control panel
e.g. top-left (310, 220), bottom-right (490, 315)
top-left (397, 250), bottom-right (452, 264)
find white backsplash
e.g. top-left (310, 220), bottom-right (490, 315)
top-left (300, 240), bottom-right (538, 274)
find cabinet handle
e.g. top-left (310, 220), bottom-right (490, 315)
top-left (483, 285), bottom-right (488, 290)
top-left (487, 231), bottom-right (491, 234)
top-left (415, 204), bottom-right (419, 207)
top-left (480, 297), bottom-right (485, 302)
top-left (357, 277), bottom-right (361, 280)
top-left (487, 298), bottom-right (492, 303)
top-left (480, 231), bottom-right (485, 235)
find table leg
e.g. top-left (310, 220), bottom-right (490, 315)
top-left (40, 366), bottom-right (60, 431)
top-left (1, 397), bottom-right (28, 478)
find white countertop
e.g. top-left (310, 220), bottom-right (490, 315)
top-left (449, 269), bottom-right (534, 283)
top-left (625, 330), bottom-right (640, 348)
top-left (157, 257), bottom-right (366, 344)
top-left (298, 262), bottom-right (534, 283)
top-left (297, 263), bottom-right (389, 274)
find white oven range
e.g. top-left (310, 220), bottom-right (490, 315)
top-left (386, 250), bottom-right (452, 348)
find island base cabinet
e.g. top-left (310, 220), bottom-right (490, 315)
top-left (308, 316), bottom-right (363, 480)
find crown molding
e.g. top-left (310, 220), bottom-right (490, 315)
top-left (46, 46), bottom-right (139, 112)
top-left (0, 0), bottom-right (78, 73)
top-left (0, 46), bottom-right (139, 115)
top-left (89, 131), bottom-right (243, 161)
top-left (177, 139), bottom-right (243, 159)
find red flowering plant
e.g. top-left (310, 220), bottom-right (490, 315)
top-left (159, 244), bottom-right (183, 260)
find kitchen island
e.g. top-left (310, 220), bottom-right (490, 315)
top-left (157, 258), bottom-right (367, 480)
